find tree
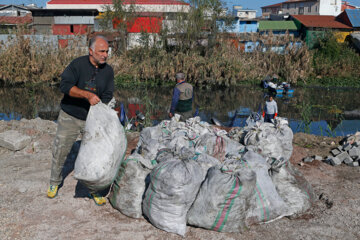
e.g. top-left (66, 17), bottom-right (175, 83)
top-left (100, 0), bottom-right (136, 54)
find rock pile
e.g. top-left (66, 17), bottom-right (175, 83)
top-left (325, 132), bottom-right (360, 167)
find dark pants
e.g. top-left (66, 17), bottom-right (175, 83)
top-left (175, 110), bottom-right (193, 121)
top-left (265, 114), bottom-right (275, 123)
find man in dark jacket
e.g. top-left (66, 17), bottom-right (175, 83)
top-left (169, 73), bottom-right (194, 121)
top-left (47, 35), bottom-right (114, 206)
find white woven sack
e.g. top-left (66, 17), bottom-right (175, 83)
top-left (74, 101), bottom-right (127, 190)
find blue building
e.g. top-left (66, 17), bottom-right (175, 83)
top-left (218, 18), bottom-right (258, 33)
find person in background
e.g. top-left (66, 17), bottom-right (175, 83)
top-left (47, 35), bottom-right (114, 206)
top-left (169, 73), bottom-right (194, 121)
top-left (263, 94), bottom-right (278, 123)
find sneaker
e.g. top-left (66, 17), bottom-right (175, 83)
top-left (47, 185), bottom-right (58, 198)
top-left (90, 193), bottom-right (106, 206)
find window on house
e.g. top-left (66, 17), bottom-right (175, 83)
top-left (299, 7), bottom-right (304, 14)
top-left (315, 6), bottom-right (318, 12)
top-left (70, 25), bottom-right (74, 33)
top-left (246, 21), bottom-right (251, 24)
top-left (287, 4), bottom-right (290, 9)
top-left (308, 6), bottom-right (311, 12)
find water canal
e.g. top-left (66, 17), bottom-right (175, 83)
top-left (1, 85), bottom-right (360, 136)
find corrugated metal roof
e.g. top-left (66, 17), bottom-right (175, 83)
top-left (259, 21), bottom-right (298, 31)
top-left (284, 0), bottom-right (314, 3)
top-left (261, 3), bottom-right (282, 8)
top-left (47, 0), bottom-right (189, 5)
top-left (345, 9), bottom-right (360, 28)
top-left (0, 15), bottom-right (32, 24)
top-left (292, 15), bottom-right (352, 29)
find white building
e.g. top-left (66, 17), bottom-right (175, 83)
top-left (264, 0), bottom-right (342, 17)
top-left (46, 0), bottom-right (190, 13)
top-left (232, 5), bottom-right (257, 19)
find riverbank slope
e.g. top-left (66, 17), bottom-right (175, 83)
top-left (0, 118), bottom-right (359, 240)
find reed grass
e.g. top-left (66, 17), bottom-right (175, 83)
top-left (0, 27), bottom-right (359, 87)
top-left (0, 28), bottom-right (85, 86)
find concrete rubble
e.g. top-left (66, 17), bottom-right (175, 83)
top-left (323, 131), bottom-right (360, 167)
top-left (0, 130), bottom-right (31, 151)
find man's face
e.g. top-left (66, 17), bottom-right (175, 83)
top-left (89, 38), bottom-right (109, 66)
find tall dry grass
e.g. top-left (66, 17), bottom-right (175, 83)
top-left (1, 29), bottom-right (358, 87)
top-left (110, 33), bottom-right (313, 87)
top-left (0, 30), bottom-right (85, 86)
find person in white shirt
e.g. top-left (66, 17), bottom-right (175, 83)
top-left (263, 94), bottom-right (278, 123)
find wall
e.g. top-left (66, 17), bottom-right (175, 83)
top-left (236, 11), bottom-right (256, 19)
top-left (319, 0), bottom-right (341, 16)
top-left (127, 32), bottom-right (161, 49)
top-left (0, 34), bottom-right (87, 49)
top-left (54, 16), bottom-right (94, 25)
top-left (52, 24), bottom-right (90, 35)
top-left (46, 3), bottom-right (190, 13)
top-left (218, 19), bottom-right (258, 33)
top-left (282, 1), bottom-right (319, 15)
top-left (112, 16), bottom-right (163, 33)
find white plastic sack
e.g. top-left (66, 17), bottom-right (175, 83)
top-left (74, 102), bottom-right (127, 191)
top-left (109, 153), bottom-right (155, 218)
top-left (195, 133), bottom-right (245, 162)
top-left (270, 162), bottom-right (315, 217)
top-left (240, 150), bottom-right (291, 225)
top-left (142, 159), bottom-right (204, 236)
top-left (187, 163), bottom-right (256, 232)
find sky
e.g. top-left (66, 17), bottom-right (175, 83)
top-left (1, 0), bottom-right (360, 15)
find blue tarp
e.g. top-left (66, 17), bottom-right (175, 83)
top-left (345, 9), bottom-right (360, 28)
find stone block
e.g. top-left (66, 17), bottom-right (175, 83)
top-left (348, 147), bottom-right (360, 158)
top-left (331, 148), bottom-right (341, 156)
top-left (342, 143), bottom-right (352, 151)
top-left (337, 146), bottom-right (343, 151)
top-left (0, 130), bottom-right (31, 151)
top-left (329, 157), bottom-right (342, 166)
top-left (347, 161), bottom-right (359, 167)
top-left (303, 157), bottom-right (313, 163)
top-left (314, 155), bottom-right (323, 161)
top-left (336, 151), bottom-right (351, 162)
top-left (343, 157), bottom-right (353, 165)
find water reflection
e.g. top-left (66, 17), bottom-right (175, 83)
top-left (1, 85), bottom-right (360, 136)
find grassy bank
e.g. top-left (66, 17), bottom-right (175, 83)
top-left (0, 33), bottom-right (359, 88)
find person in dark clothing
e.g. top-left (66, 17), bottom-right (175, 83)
top-left (47, 35), bottom-right (114, 206)
top-left (169, 73), bottom-right (194, 121)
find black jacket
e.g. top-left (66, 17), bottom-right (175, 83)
top-left (60, 55), bottom-right (114, 120)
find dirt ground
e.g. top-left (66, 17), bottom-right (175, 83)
top-left (0, 118), bottom-right (359, 240)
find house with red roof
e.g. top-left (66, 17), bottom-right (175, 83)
top-left (0, 5), bottom-right (34, 32)
top-left (291, 14), bottom-right (352, 48)
top-left (341, 1), bottom-right (357, 11)
top-left (261, 3), bottom-right (283, 18)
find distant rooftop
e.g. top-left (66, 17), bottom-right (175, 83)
top-left (259, 20), bottom-right (298, 31)
top-left (292, 15), bottom-right (352, 29)
top-left (47, 0), bottom-right (189, 5)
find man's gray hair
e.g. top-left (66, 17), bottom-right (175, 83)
top-left (176, 72), bottom-right (185, 80)
top-left (89, 35), bottom-right (109, 50)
